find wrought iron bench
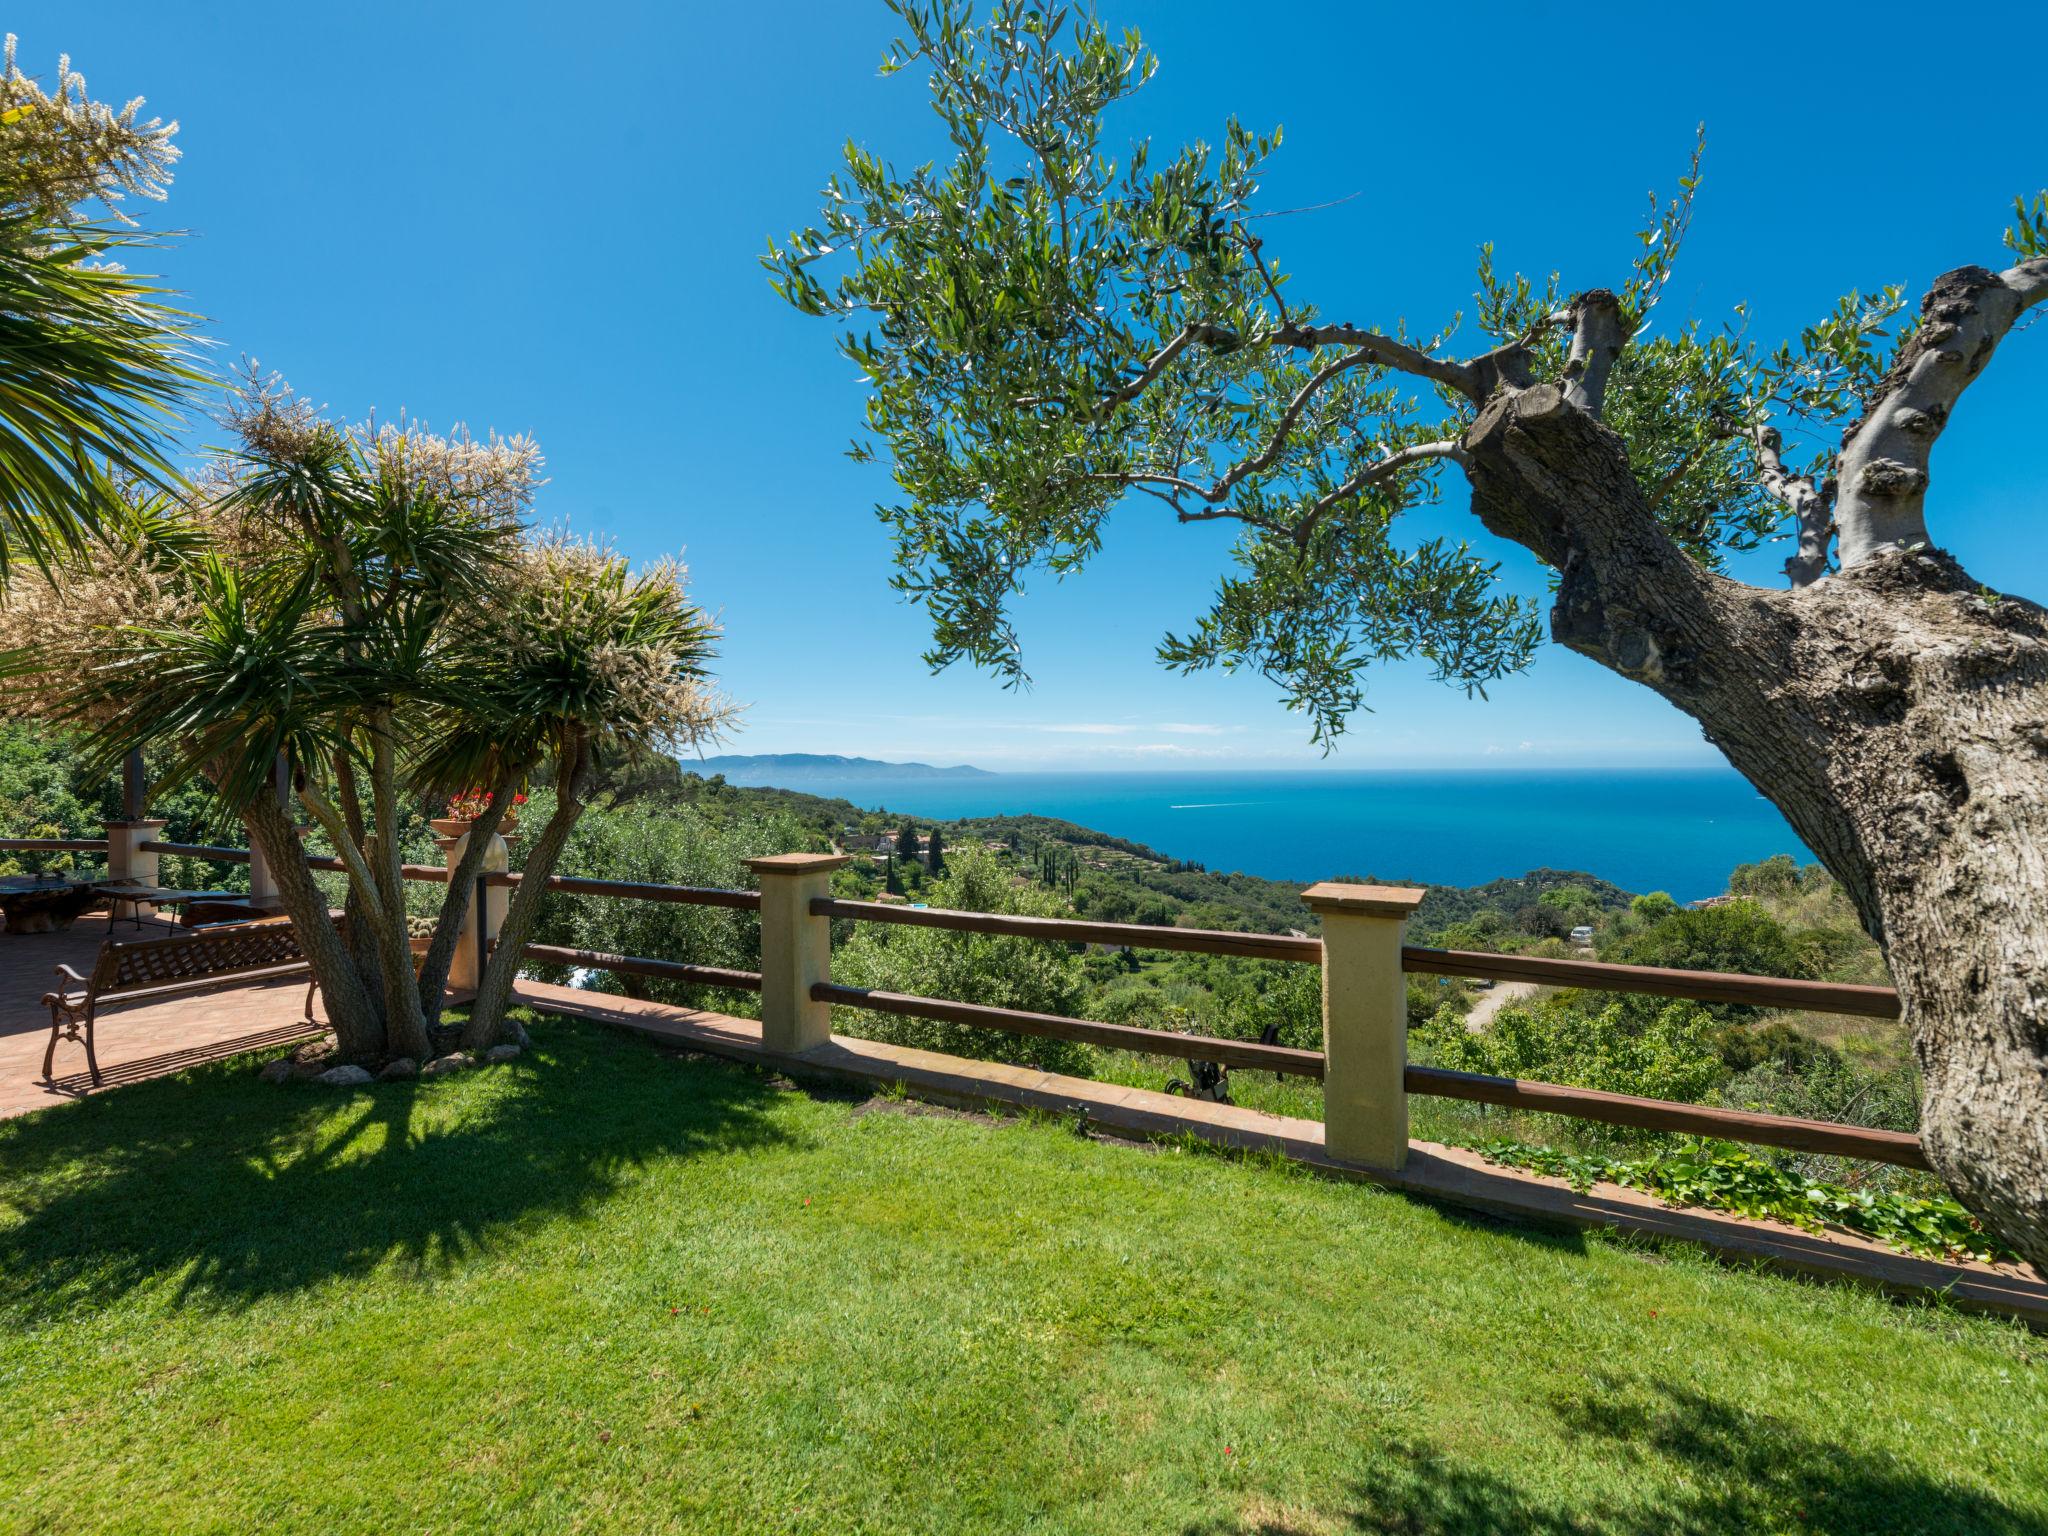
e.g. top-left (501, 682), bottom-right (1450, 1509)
top-left (40, 918), bottom-right (326, 1086)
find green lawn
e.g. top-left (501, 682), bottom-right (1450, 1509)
top-left (1, 1015), bottom-right (2043, 1535)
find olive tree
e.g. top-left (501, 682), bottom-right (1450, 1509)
top-left (770, 3), bottom-right (2048, 1263)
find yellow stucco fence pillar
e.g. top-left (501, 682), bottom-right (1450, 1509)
top-left (1302, 881), bottom-right (1425, 1171)
top-left (749, 853), bottom-right (849, 1053)
top-left (435, 821), bottom-right (512, 993)
top-left (102, 817), bottom-right (167, 922)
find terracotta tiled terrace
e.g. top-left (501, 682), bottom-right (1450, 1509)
top-left (0, 912), bottom-right (329, 1119)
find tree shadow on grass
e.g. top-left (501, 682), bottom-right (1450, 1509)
top-left (0, 1016), bottom-right (793, 1323)
top-left (1185, 1372), bottom-right (2044, 1536)
top-left (1407, 1195), bottom-right (1592, 1258)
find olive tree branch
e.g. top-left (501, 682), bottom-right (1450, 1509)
top-left (1291, 439), bottom-right (1468, 546)
top-left (1088, 437), bottom-right (1464, 540)
top-left (1560, 290), bottom-right (1626, 417)
top-left (1238, 225), bottom-right (1291, 327)
top-left (1040, 314), bottom-right (1496, 420)
top-left (1202, 344), bottom-right (1384, 501)
top-left (1752, 422), bottom-right (1834, 587)
top-left (1268, 320), bottom-right (1479, 399)
top-left (1834, 256), bottom-right (2048, 566)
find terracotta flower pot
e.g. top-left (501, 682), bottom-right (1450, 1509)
top-left (432, 813), bottom-right (518, 843)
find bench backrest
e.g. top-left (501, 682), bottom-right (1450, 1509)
top-left (91, 918), bottom-right (311, 995)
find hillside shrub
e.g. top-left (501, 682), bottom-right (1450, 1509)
top-left (1416, 996), bottom-right (1726, 1120)
top-left (527, 800), bottom-right (806, 1014)
top-left (831, 849), bottom-right (1094, 1074)
top-left (1477, 1139), bottom-right (2014, 1264)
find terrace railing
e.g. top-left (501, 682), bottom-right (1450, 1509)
top-left (0, 837), bottom-right (113, 854)
top-left (4, 835), bottom-right (1924, 1174)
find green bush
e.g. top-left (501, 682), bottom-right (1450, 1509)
top-left (1715, 1052), bottom-right (1928, 1193)
top-left (1416, 995), bottom-right (1726, 1116)
top-left (1213, 961), bottom-right (1323, 1052)
top-left (1536, 882), bottom-right (1602, 931)
top-left (1429, 908), bottom-right (1514, 951)
top-left (1598, 898), bottom-right (1812, 1020)
top-left (1715, 1019), bottom-right (1837, 1074)
top-left (1629, 890), bottom-right (1680, 923)
top-left (527, 799), bottom-right (808, 1014)
top-left (1720, 1052), bottom-right (1921, 1135)
top-left (831, 848), bottom-right (1094, 1074)
top-left (0, 722), bottom-right (247, 889)
top-left (1477, 1138), bottom-right (2013, 1264)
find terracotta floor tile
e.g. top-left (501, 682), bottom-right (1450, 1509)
top-left (0, 913), bottom-right (325, 1118)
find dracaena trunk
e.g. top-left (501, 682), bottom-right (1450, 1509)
top-left (243, 788), bottom-right (386, 1060)
top-left (366, 721), bottom-right (431, 1062)
top-left (461, 746), bottom-right (591, 1051)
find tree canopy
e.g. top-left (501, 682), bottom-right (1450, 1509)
top-left (771, 2), bottom-right (2048, 1267)
top-left (766, 4), bottom-right (2043, 744)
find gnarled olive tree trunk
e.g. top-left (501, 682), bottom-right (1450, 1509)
top-left (1466, 373), bottom-right (2048, 1261)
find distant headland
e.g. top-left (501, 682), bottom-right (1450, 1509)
top-left (687, 753), bottom-right (997, 784)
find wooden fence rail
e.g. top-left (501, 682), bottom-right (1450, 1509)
top-left (810, 896), bottom-right (1316, 961)
top-left (522, 943), bottom-right (763, 993)
top-left (1402, 945), bottom-right (1902, 1019)
top-left (1404, 1063), bottom-right (1929, 1169)
top-left (811, 980), bottom-right (1327, 1077)
top-left (6, 833), bottom-right (1925, 1174)
top-left (499, 873), bottom-right (760, 910)
top-left (138, 840), bottom-right (252, 862)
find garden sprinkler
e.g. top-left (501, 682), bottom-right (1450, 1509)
top-left (1166, 1057), bottom-right (1231, 1104)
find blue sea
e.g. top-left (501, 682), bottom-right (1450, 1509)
top-left (761, 769), bottom-right (1811, 902)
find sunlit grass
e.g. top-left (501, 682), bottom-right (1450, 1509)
top-left (0, 1013), bottom-right (2041, 1534)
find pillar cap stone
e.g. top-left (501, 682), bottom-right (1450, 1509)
top-left (747, 852), bottom-right (851, 875)
top-left (1301, 881), bottom-right (1426, 917)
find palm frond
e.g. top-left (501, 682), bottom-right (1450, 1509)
top-left (64, 555), bottom-right (364, 806)
top-left (0, 216), bottom-right (204, 575)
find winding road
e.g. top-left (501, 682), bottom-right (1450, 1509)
top-left (1462, 979), bottom-right (1541, 1033)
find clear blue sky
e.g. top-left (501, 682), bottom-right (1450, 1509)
top-left (26, 1), bottom-right (2047, 771)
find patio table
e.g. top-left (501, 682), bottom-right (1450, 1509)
top-left (0, 874), bottom-right (107, 935)
top-left (92, 880), bottom-right (245, 930)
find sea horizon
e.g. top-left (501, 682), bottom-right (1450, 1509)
top-left (706, 765), bottom-right (1811, 902)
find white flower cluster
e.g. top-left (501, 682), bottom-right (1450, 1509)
top-left (2, 34), bottom-right (179, 227)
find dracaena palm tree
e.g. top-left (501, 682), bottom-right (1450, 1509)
top-left (0, 37), bottom-right (201, 575)
top-left (437, 538), bottom-right (727, 1048)
top-left (0, 379), bottom-right (729, 1062)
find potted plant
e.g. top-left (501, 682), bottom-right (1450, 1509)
top-left (431, 788), bottom-right (525, 843)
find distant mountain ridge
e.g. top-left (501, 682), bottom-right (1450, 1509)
top-left (688, 753), bottom-right (996, 785)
